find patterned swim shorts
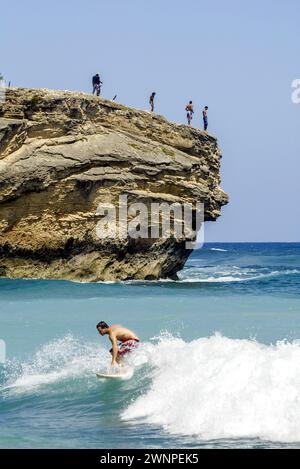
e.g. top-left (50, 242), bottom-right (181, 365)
top-left (118, 339), bottom-right (140, 357)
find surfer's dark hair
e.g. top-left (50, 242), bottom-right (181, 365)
top-left (96, 321), bottom-right (109, 330)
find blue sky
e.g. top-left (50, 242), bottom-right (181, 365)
top-left (1, 0), bottom-right (299, 241)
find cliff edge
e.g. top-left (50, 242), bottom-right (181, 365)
top-left (0, 88), bottom-right (228, 281)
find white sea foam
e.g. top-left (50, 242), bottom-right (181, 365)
top-left (2, 335), bottom-right (108, 393)
top-left (5, 333), bottom-right (300, 443)
top-left (81, 268), bottom-right (300, 285)
top-left (63, 264), bottom-right (300, 285)
top-left (210, 248), bottom-right (228, 252)
top-left (123, 334), bottom-right (300, 442)
top-left (178, 267), bottom-right (300, 283)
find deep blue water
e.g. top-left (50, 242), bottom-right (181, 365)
top-left (0, 243), bottom-right (300, 448)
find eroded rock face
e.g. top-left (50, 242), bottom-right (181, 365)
top-left (0, 88), bottom-right (228, 281)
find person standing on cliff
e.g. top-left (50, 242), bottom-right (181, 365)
top-left (203, 106), bottom-right (208, 131)
top-left (185, 101), bottom-right (194, 125)
top-left (92, 73), bottom-right (102, 96)
top-left (149, 92), bottom-right (156, 112)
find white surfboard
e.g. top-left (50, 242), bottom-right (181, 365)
top-left (96, 372), bottom-right (124, 380)
top-left (96, 368), bottom-right (133, 380)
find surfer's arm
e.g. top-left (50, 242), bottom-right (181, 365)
top-left (109, 334), bottom-right (119, 365)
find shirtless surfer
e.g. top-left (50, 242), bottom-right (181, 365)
top-left (96, 321), bottom-right (140, 366)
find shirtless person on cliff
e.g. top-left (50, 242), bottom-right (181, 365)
top-left (185, 101), bottom-right (194, 125)
top-left (96, 321), bottom-right (140, 366)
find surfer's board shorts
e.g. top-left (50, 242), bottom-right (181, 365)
top-left (118, 339), bottom-right (140, 357)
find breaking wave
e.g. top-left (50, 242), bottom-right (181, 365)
top-left (0, 335), bottom-right (108, 394)
top-left (2, 333), bottom-right (300, 443)
top-left (123, 333), bottom-right (300, 442)
top-left (178, 266), bottom-right (300, 283)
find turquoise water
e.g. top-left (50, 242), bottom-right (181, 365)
top-left (0, 243), bottom-right (300, 448)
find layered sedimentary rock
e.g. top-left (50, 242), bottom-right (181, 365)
top-left (0, 88), bottom-right (228, 281)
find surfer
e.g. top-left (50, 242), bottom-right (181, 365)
top-left (96, 321), bottom-right (140, 366)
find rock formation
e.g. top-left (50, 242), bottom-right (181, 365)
top-left (0, 88), bottom-right (228, 281)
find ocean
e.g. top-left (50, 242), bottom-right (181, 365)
top-left (0, 242), bottom-right (300, 449)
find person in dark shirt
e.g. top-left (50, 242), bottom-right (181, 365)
top-left (149, 92), bottom-right (156, 112)
top-left (92, 73), bottom-right (103, 96)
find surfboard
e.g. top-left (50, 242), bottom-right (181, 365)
top-left (96, 372), bottom-right (126, 380)
top-left (96, 368), bottom-right (133, 380)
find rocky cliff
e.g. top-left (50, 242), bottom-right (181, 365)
top-left (0, 88), bottom-right (228, 281)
